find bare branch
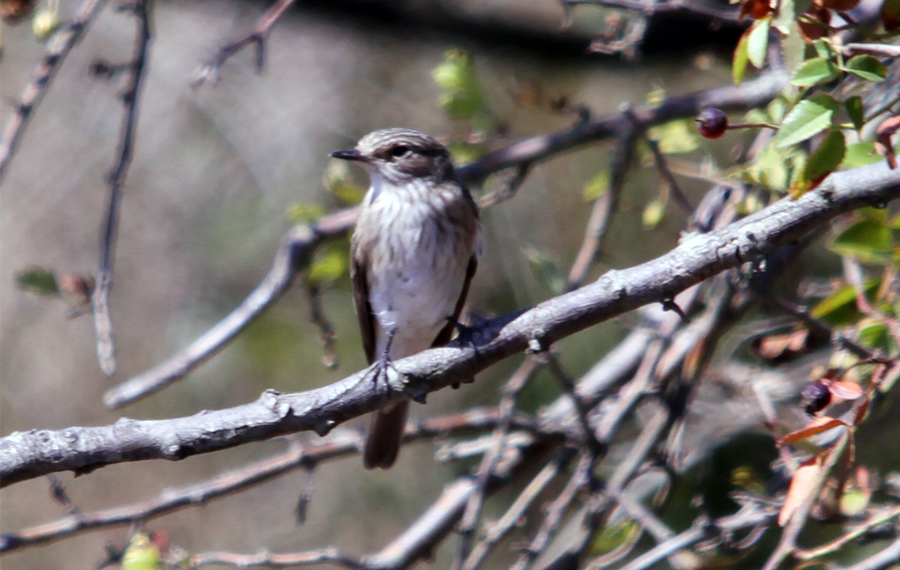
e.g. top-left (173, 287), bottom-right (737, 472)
top-left (564, 0), bottom-right (740, 23)
top-left (0, 0), bottom-right (109, 181)
top-left (456, 71), bottom-right (787, 182)
top-left (567, 115), bottom-right (636, 290)
top-left (841, 43), bottom-right (900, 58)
top-left (456, 358), bottom-right (540, 566)
top-left (0, 408), bottom-right (532, 553)
top-left (104, 72), bottom-right (788, 408)
top-left (188, 548), bottom-right (363, 569)
top-left (3, 162), bottom-right (896, 487)
top-left (190, 0), bottom-right (296, 87)
top-left (102, 208), bottom-right (358, 408)
top-left (92, 0), bottom-right (154, 376)
top-left (839, 535), bottom-right (900, 570)
top-left (617, 502), bottom-right (777, 570)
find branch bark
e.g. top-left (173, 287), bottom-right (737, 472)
top-left (2, 161), bottom-right (898, 488)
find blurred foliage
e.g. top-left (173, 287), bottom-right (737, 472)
top-left (15, 265), bottom-right (59, 297)
top-left (307, 244), bottom-right (348, 286)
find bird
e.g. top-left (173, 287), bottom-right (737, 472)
top-left (330, 128), bottom-right (481, 469)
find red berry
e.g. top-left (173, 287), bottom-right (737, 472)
top-left (696, 108), bottom-right (728, 139)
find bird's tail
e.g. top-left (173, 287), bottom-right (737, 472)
top-left (363, 400), bottom-right (409, 470)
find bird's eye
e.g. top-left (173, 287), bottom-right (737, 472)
top-left (390, 145), bottom-right (409, 158)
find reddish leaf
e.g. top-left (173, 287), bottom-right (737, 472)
top-left (751, 329), bottom-right (812, 363)
top-left (779, 454), bottom-right (827, 526)
top-left (829, 380), bottom-right (864, 401)
top-left (883, 0), bottom-right (900, 30)
top-left (852, 398), bottom-right (870, 427)
top-left (0, 0), bottom-right (35, 22)
top-left (798, 5), bottom-right (831, 42)
top-left (777, 416), bottom-right (848, 446)
top-left (740, 0), bottom-right (773, 20)
top-left (876, 115), bottom-right (900, 169)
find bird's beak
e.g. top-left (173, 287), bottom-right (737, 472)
top-left (330, 149), bottom-right (367, 161)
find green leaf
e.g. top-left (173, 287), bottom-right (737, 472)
top-left (15, 266), bottom-right (60, 296)
top-left (858, 321), bottom-right (897, 354)
top-left (813, 39), bottom-right (832, 59)
top-left (748, 17), bottom-right (772, 68)
top-left (780, 21), bottom-right (807, 73)
top-left (583, 168), bottom-right (610, 201)
top-left (845, 96), bottom-right (865, 132)
top-left (844, 55), bottom-right (887, 82)
top-left (590, 519), bottom-right (640, 555)
top-left (432, 49), bottom-right (486, 120)
top-left (447, 142), bottom-right (487, 167)
top-left (740, 139), bottom-right (792, 191)
top-left (830, 220), bottom-right (894, 264)
top-left (307, 246), bottom-right (348, 285)
top-left (811, 280), bottom-right (880, 326)
top-left (795, 130), bottom-right (845, 196)
top-left (648, 119), bottom-right (700, 154)
top-left (523, 245), bottom-right (566, 296)
top-left (791, 57), bottom-right (840, 87)
top-left (775, 94), bottom-right (839, 148)
top-left (122, 534), bottom-right (162, 570)
top-left (642, 199), bottom-right (666, 228)
top-left (288, 202), bottom-right (326, 224)
top-left (767, 96), bottom-right (789, 124)
top-left (322, 159), bottom-right (366, 205)
top-left (773, 0), bottom-right (797, 35)
top-left (841, 142), bottom-right (882, 168)
top-left (733, 31), bottom-right (750, 85)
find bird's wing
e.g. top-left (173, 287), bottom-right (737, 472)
top-left (432, 254), bottom-right (478, 347)
top-left (351, 254), bottom-right (376, 364)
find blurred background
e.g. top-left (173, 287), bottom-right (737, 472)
top-left (4, 0), bottom-right (887, 568)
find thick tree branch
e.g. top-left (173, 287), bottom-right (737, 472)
top-left (104, 70), bottom-right (787, 408)
top-left (2, 162), bottom-right (898, 487)
top-left (0, 408), bottom-right (530, 553)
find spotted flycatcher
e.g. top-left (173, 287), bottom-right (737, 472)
top-left (330, 128), bottom-right (481, 469)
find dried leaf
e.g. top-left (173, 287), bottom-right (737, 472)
top-left (777, 416), bottom-right (847, 446)
top-left (779, 453), bottom-right (827, 526)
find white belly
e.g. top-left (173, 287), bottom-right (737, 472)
top-left (362, 189), bottom-right (473, 359)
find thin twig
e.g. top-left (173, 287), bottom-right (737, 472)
top-left (795, 504), bottom-right (900, 561)
top-left (102, 208), bottom-right (357, 408)
top-left (564, 0), bottom-right (740, 23)
top-left (844, 257), bottom-right (900, 342)
top-left (841, 43), bottom-right (900, 58)
top-left (462, 452), bottom-right (574, 570)
top-left (190, 0), bottom-right (296, 87)
top-left (92, 0), bottom-right (154, 376)
top-left (456, 357), bottom-right (540, 567)
top-left (543, 353), bottom-right (604, 454)
top-left (840, 534), bottom-right (900, 570)
top-left (0, 0), bottom-right (110, 181)
top-left (188, 547), bottom-right (364, 569)
top-left (566, 115), bottom-right (637, 290)
top-left (306, 284), bottom-right (338, 369)
top-left (762, 294), bottom-right (888, 362)
top-left (510, 453), bottom-right (592, 570)
top-left (617, 503), bottom-right (777, 570)
top-left (478, 161), bottom-right (531, 208)
top-left (642, 135), bottom-right (694, 217)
